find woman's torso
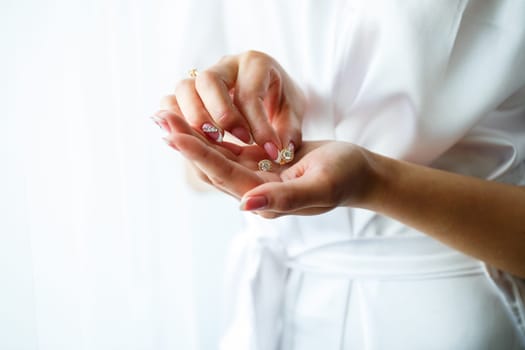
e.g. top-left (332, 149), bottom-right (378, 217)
top-left (216, 1), bottom-right (525, 348)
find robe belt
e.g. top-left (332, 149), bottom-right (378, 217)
top-left (286, 235), bottom-right (484, 280)
top-left (220, 234), bottom-right (483, 350)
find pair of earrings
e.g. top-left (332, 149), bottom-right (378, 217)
top-left (258, 144), bottom-right (294, 172)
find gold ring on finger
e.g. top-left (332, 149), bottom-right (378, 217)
top-left (188, 68), bottom-right (198, 78)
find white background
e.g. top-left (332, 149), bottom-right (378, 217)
top-left (0, 0), bottom-right (243, 348)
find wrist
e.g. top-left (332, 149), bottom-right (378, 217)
top-left (353, 149), bottom-right (400, 213)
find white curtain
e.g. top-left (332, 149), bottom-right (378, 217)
top-left (0, 0), bottom-right (241, 349)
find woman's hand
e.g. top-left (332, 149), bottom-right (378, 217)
top-left (154, 109), bottom-right (282, 199)
top-left (239, 141), bottom-right (376, 218)
top-left (155, 107), bottom-right (525, 276)
top-left (155, 107), bottom-right (376, 217)
top-left (170, 50), bottom-right (305, 163)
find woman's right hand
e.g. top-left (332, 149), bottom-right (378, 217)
top-left (171, 50), bottom-right (305, 163)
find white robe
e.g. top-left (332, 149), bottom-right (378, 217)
top-left (188, 0), bottom-right (525, 348)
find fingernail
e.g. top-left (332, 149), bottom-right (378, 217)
top-left (202, 123), bottom-right (223, 143)
top-left (151, 115), bottom-right (171, 135)
top-left (240, 195), bottom-right (268, 211)
top-left (231, 127), bottom-right (253, 144)
top-left (264, 142), bottom-right (280, 163)
top-left (162, 137), bottom-right (178, 150)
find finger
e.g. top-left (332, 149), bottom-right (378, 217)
top-left (186, 159), bottom-right (246, 199)
top-left (151, 95), bottom-right (183, 135)
top-left (185, 160), bottom-right (249, 200)
top-left (172, 133), bottom-right (265, 197)
top-left (239, 169), bottom-right (335, 212)
top-left (266, 65), bottom-right (305, 159)
top-left (157, 110), bottom-right (243, 157)
top-left (272, 107), bottom-right (302, 155)
top-left (175, 78), bottom-right (224, 143)
top-left (185, 160), bottom-right (213, 189)
top-left (160, 94), bottom-right (183, 114)
top-left (195, 65), bottom-right (254, 144)
top-left (235, 56), bottom-right (282, 161)
top-left (255, 205), bottom-right (335, 219)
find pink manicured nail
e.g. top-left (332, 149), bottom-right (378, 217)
top-left (202, 123), bottom-right (223, 142)
top-left (264, 142), bottom-right (280, 163)
top-left (231, 127), bottom-right (253, 144)
top-left (151, 115), bottom-right (171, 134)
top-left (240, 195), bottom-right (268, 211)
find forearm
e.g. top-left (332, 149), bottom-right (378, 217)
top-left (362, 151), bottom-right (525, 278)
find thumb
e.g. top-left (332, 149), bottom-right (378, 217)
top-left (273, 109), bottom-right (302, 155)
top-left (239, 172), bottom-right (331, 212)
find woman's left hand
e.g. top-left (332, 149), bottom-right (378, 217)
top-left (159, 110), bottom-right (376, 217)
top-left (158, 107), bottom-right (525, 276)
